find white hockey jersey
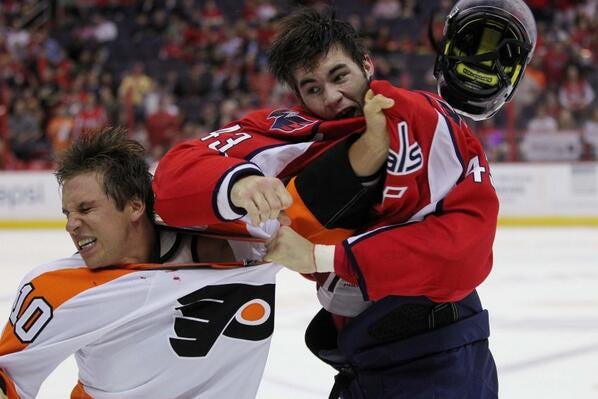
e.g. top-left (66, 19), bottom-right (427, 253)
top-left (0, 227), bottom-right (281, 399)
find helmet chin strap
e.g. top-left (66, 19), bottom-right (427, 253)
top-left (448, 38), bottom-right (531, 65)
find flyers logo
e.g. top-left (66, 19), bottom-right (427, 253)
top-left (268, 110), bottom-right (317, 133)
top-left (170, 284), bottom-right (274, 357)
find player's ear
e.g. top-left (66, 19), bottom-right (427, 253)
top-left (363, 55), bottom-right (374, 81)
top-left (127, 196), bottom-right (146, 222)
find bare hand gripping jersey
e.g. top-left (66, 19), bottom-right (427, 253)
top-left (0, 227), bottom-right (281, 399)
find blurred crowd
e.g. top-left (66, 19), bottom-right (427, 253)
top-left (0, 0), bottom-right (596, 170)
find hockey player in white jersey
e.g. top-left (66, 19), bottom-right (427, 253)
top-left (0, 127), bottom-right (281, 399)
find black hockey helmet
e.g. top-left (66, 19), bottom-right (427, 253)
top-left (434, 0), bottom-right (537, 120)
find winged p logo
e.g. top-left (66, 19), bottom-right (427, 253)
top-left (170, 283), bottom-right (275, 357)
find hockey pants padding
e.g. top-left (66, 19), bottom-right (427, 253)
top-left (305, 291), bottom-right (498, 398)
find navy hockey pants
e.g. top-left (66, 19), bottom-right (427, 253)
top-left (305, 290), bottom-right (498, 399)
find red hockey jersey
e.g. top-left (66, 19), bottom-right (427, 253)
top-left (153, 80), bottom-right (499, 303)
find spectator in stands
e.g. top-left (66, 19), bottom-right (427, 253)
top-left (527, 0), bottom-right (552, 23)
top-left (543, 90), bottom-right (563, 119)
top-left (46, 103), bottom-right (74, 155)
top-left (513, 56), bottom-right (547, 128)
top-left (570, 11), bottom-right (593, 55)
top-left (558, 64), bottom-right (595, 119)
top-left (145, 94), bottom-right (180, 151)
top-left (0, 144), bottom-right (7, 170)
top-left (196, 101), bottom-right (220, 133)
top-left (36, 65), bottom-right (60, 113)
top-left (129, 121), bottom-right (151, 152)
top-left (98, 85), bottom-right (119, 126)
top-left (0, 136), bottom-right (6, 169)
top-left (582, 105), bottom-right (598, 158)
top-left (149, 9), bottom-right (170, 35)
top-left (91, 14), bottom-right (118, 44)
top-left (54, 55), bottom-right (74, 91)
top-left (142, 83), bottom-right (164, 118)
top-left (73, 94), bottom-right (109, 139)
top-left (526, 102), bottom-right (558, 134)
top-left (200, 0), bottom-right (224, 28)
top-left (218, 98), bottom-right (241, 126)
top-left (248, 62), bottom-right (276, 107)
top-left (62, 75), bottom-right (90, 116)
top-left (255, 0), bottom-right (278, 22)
top-left (401, 0), bottom-right (419, 19)
top-left (542, 40), bottom-right (571, 89)
top-left (217, 60), bottom-right (249, 97)
top-left (218, 26), bottom-right (245, 59)
top-left (118, 62), bottom-right (154, 122)
top-left (179, 120), bottom-right (204, 142)
top-left (21, 89), bottom-right (44, 122)
top-left (5, 18), bottom-right (30, 61)
top-left (159, 28), bottom-right (186, 61)
top-left (8, 98), bottom-right (48, 162)
top-left (477, 119), bottom-right (508, 162)
top-left (557, 108), bottom-right (580, 134)
top-left (0, 0), bottom-right (596, 167)
top-left (174, 63), bottom-right (213, 99)
top-left (372, 25), bottom-right (401, 55)
top-left (372, 0), bottom-right (401, 20)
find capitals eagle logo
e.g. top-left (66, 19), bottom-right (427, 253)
top-left (267, 109), bottom-right (317, 133)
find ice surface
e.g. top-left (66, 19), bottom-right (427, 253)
top-left (0, 227), bottom-right (596, 398)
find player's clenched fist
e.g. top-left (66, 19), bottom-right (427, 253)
top-left (264, 225), bottom-right (316, 273)
top-left (348, 89), bottom-right (395, 178)
top-left (363, 88), bottom-right (394, 147)
top-left (230, 175), bottom-right (293, 226)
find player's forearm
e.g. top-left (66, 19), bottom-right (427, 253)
top-left (348, 132), bottom-right (388, 177)
top-left (349, 88), bottom-right (393, 177)
top-left (333, 181), bottom-right (499, 302)
top-left (153, 141), bottom-right (259, 225)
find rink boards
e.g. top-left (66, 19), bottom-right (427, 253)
top-left (2, 163), bottom-right (598, 228)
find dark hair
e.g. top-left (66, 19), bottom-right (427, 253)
top-left (55, 127), bottom-right (155, 221)
top-left (267, 7), bottom-right (368, 91)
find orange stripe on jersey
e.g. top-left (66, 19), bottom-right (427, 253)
top-left (70, 381), bottom-right (92, 399)
top-left (0, 368), bottom-right (20, 398)
top-left (0, 267), bottom-right (137, 356)
top-left (286, 177), bottom-right (354, 244)
top-left (124, 260), bottom-right (268, 270)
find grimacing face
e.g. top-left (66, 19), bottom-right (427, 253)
top-left (61, 172), bottom-right (144, 269)
top-left (294, 45), bottom-right (374, 121)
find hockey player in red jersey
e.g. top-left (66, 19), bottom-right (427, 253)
top-left (153, 2), bottom-right (536, 398)
top-left (0, 128), bottom-right (281, 399)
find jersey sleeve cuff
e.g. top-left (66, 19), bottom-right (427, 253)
top-left (314, 244), bottom-right (336, 273)
top-left (215, 163), bottom-right (263, 221)
top-left (357, 168), bottom-right (383, 187)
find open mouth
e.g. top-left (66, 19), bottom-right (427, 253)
top-left (335, 107), bottom-right (358, 119)
top-left (77, 237), bottom-right (97, 251)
